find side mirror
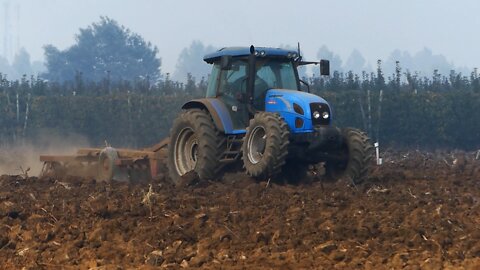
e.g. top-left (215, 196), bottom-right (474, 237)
top-left (320, 59), bottom-right (330, 76)
top-left (220, 55), bottom-right (232, 70)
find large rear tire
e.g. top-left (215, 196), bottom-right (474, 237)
top-left (325, 128), bottom-right (374, 184)
top-left (167, 109), bottom-right (225, 184)
top-left (242, 112), bottom-right (290, 179)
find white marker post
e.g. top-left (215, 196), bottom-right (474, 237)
top-left (375, 142), bottom-right (382, 165)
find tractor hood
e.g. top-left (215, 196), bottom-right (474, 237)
top-left (264, 89), bottom-right (332, 131)
top-left (264, 89), bottom-right (331, 117)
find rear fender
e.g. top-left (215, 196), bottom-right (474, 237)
top-left (182, 99), bottom-right (234, 134)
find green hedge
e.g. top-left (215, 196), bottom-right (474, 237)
top-left (1, 91), bottom-right (480, 150)
top-left (321, 90), bottom-right (480, 149)
top-left (26, 94), bottom-right (190, 147)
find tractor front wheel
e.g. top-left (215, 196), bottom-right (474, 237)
top-left (325, 128), bottom-right (374, 184)
top-left (242, 112), bottom-right (290, 179)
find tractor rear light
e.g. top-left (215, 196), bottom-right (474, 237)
top-left (295, 118), bottom-right (304, 129)
top-left (293, 103), bottom-right (304, 115)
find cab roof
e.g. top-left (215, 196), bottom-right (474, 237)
top-left (203, 47), bottom-right (298, 64)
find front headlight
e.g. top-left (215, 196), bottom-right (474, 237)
top-left (322, 111), bottom-right (329, 119)
top-left (313, 111), bottom-right (321, 119)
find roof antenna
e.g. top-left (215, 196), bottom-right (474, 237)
top-left (297, 42), bottom-right (302, 61)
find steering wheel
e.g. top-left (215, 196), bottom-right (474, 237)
top-left (222, 75), bottom-right (270, 105)
top-left (254, 76), bottom-right (269, 93)
top-left (230, 76), bottom-right (247, 92)
top-left (220, 76), bottom-right (247, 102)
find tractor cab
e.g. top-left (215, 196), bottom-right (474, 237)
top-left (202, 46), bottom-right (329, 133)
top-left (204, 47), bottom-right (300, 131)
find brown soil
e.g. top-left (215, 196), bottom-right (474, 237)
top-left (0, 151), bottom-right (480, 269)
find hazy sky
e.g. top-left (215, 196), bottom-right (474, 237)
top-left (1, 0), bottom-right (479, 73)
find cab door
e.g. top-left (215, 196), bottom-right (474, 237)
top-left (212, 59), bottom-right (249, 131)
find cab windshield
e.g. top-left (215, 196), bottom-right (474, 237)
top-left (206, 58), bottom-right (299, 100)
top-left (255, 59), bottom-right (299, 92)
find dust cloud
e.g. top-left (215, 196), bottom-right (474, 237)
top-left (0, 131), bottom-right (90, 176)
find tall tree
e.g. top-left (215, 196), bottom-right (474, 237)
top-left (413, 47), bottom-right (453, 77)
top-left (316, 45), bottom-right (343, 73)
top-left (0, 56), bottom-right (13, 79)
top-left (384, 49), bottom-right (413, 76)
top-left (344, 49), bottom-right (366, 74)
top-left (12, 48), bottom-right (33, 78)
top-left (384, 48), bottom-right (453, 78)
top-left (312, 45), bottom-right (343, 79)
top-left (173, 40), bottom-right (216, 83)
top-left (43, 17), bottom-right (161, 82)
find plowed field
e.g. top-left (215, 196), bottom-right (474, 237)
top-left (1, 151), bottom-right (479, 269)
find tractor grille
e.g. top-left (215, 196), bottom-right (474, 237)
top-left (309, 102), bottom-right (331, 126)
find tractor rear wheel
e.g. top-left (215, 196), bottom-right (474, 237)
top-left (167, 109), bottom-right (225, 184)
top-left (325, 128), bottom-right (374, 184)
top-left (242, 112), bottom-right (290, 179)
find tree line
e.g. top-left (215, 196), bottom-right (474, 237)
top-left (1, 66), bottom-right (479, 150)
top-left (1, 17), bottom-right (469, 85)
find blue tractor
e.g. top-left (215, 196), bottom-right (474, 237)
top-left (167, 46), bottom-right (374, 184)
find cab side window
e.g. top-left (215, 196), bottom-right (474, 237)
top-left (206, 64), bottom-right (221, 97)
top-left (253, 63), bottom-right (275, 109)
top-left (218, 60), bottom-right (248, 98)
top-left (216, 60), bottom-right (249, 129)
